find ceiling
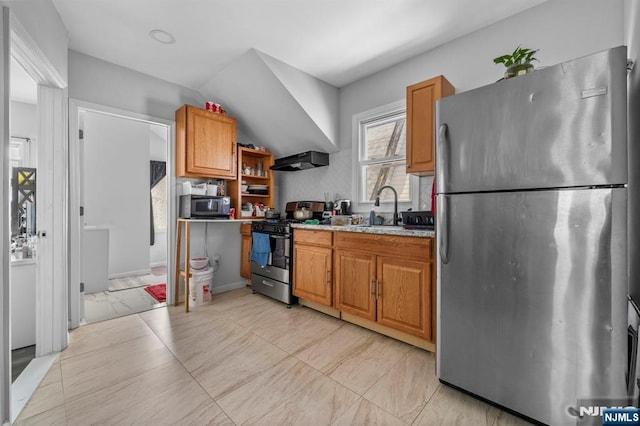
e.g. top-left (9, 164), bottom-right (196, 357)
top-left (51, 0), bottom-right (548, 91)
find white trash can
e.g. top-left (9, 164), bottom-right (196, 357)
top-left (189, 266), bottom-right (214, 306)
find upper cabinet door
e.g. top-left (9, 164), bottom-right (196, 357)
top-left (176, 105), bottom-right (236, 179)
top-left (406, 75), bottom-right (455, 176)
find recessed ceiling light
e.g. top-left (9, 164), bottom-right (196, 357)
top-left (149, 29), bottom-right (175, 44)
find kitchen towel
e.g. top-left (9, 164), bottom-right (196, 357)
top-left (251, 232), bottom-right (271, 267)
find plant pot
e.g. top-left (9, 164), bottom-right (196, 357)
top-left (505, 63), bottom-right (534, 78)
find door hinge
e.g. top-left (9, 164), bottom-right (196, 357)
top-left (80, 206), bottom-right (84, 216)
top-left (80, 282), bottom-right (85, 293)
top-left (79, 129), bottom-right (84, 140)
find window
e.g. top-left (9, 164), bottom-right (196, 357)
top-left (352, 100), bottom-right (417, 212)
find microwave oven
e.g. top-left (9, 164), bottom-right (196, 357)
top-left (179, 195), bottom-right (231, 219)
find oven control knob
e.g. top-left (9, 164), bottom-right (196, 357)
top-left (276, 226), bottom-right (284, 234)
top-left (254, 223), bottom-right (263, 232)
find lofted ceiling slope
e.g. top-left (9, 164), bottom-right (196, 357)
top-left (200, 49), bottom-right (339, 157)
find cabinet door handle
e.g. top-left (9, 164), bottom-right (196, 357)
top-left (326, 270), bottom-right (331, 285)
top-left (375, 279), bottom-right (380, 300)
top-left (369, 279), bottom-right (374, 296)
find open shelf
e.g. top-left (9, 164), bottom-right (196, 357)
top-left (227, 147), bottom-right (275, 218)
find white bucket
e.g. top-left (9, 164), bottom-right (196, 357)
top-left (189, 266), bottom-right (214, 306)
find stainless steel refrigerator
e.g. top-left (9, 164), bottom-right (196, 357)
top-left (435, 46), bottom-right (636, 425)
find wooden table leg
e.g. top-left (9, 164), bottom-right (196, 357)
top-left (184, 220), bottom-right (191, 313)
top-left (174, 219), bottom-right (183, 306)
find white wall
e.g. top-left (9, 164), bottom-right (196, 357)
top-left (176, 222), bottom-right (245, 294)
top-left (3, 0), bottom-right (68, 84)
top-left (68, 50), bottom-right (204, 122)
top-left (279, 0), bottom-right (625, 213)
top-left (149, 124), bottom-right (167, 162)
top-left (10, 101), bottom-right (35, 138)
top-left (83, 111), bottom-right (151, 277)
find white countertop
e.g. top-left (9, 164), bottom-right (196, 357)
top-left (178, 218), bottom-right (256, 223)
top-left (291, 223), bottom-right (434, 238)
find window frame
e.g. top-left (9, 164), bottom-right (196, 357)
top-left (351, 99), bottom-right (418, 215)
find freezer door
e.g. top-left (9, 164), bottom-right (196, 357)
top-left (436, 46), bottom-right (627, 194)
top-left (436, 188), bottom-right (628, 425)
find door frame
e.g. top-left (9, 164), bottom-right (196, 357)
top-left (68, 99), bottom-right (176, 328)
top-left (2, 7), bottom-right (67, 423)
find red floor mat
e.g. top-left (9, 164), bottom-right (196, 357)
top-left (144, 283), bottom-right (166, 303)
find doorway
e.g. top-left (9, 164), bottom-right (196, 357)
top-left (8, 56), bottom-right (38, 381)
top-left (68, 102), bottom-right (173, 326)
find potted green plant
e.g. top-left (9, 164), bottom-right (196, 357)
top-left (493, 46), bottom-right (539, 78)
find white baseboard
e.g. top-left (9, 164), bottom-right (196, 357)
top-left (212, 281), bottom-right (247, 294)
top-left (150, 262), bottom-right (166, 268)
top-left (109, 268), bottom-right (151, 279)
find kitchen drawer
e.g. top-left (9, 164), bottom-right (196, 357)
top-left (293, 229), bottom-right (333, 247)
top-left (335, 232), bottom-right (431, 260)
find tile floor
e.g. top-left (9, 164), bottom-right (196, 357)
top-left (16, 287), bottom-right (533, 425)
top-left (83, 267), bottom-right (167, 324)
top-left (83, 286), bottom-right (166, 324)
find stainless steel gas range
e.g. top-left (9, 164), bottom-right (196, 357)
top-left (250, 201), bottom-right (324, 304)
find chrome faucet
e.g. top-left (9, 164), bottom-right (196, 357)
top-left (374, 185), bottom-right (400, 226)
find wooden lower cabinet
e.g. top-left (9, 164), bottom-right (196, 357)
top-left (240, 223), bottom-right (252, 280)
top-left (334, 250), bottom-right (376, 321)
top-left (293, 230), bottom-right (333, 306)
top-left (293, 228), bottom-right (435, 350)
top-left (334, 233), bottom-right (434, 344)
top-left (376, 256), bottom-right (431, 340)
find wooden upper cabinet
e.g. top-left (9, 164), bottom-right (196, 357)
top-left (406, 75), bottom-right (455, 176)
top-left (175, 104), bottom-right (237, 179)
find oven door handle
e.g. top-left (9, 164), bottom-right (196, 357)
top-left (268, 235), bottom-right (290, 239)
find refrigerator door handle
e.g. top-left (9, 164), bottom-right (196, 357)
top-left (437, 123), bottom-right (449, 192)
top-left (440, 195), bottom-right (449, 264)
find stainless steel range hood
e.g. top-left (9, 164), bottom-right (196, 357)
top-left (270, 151), bottom-right (329, 171)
